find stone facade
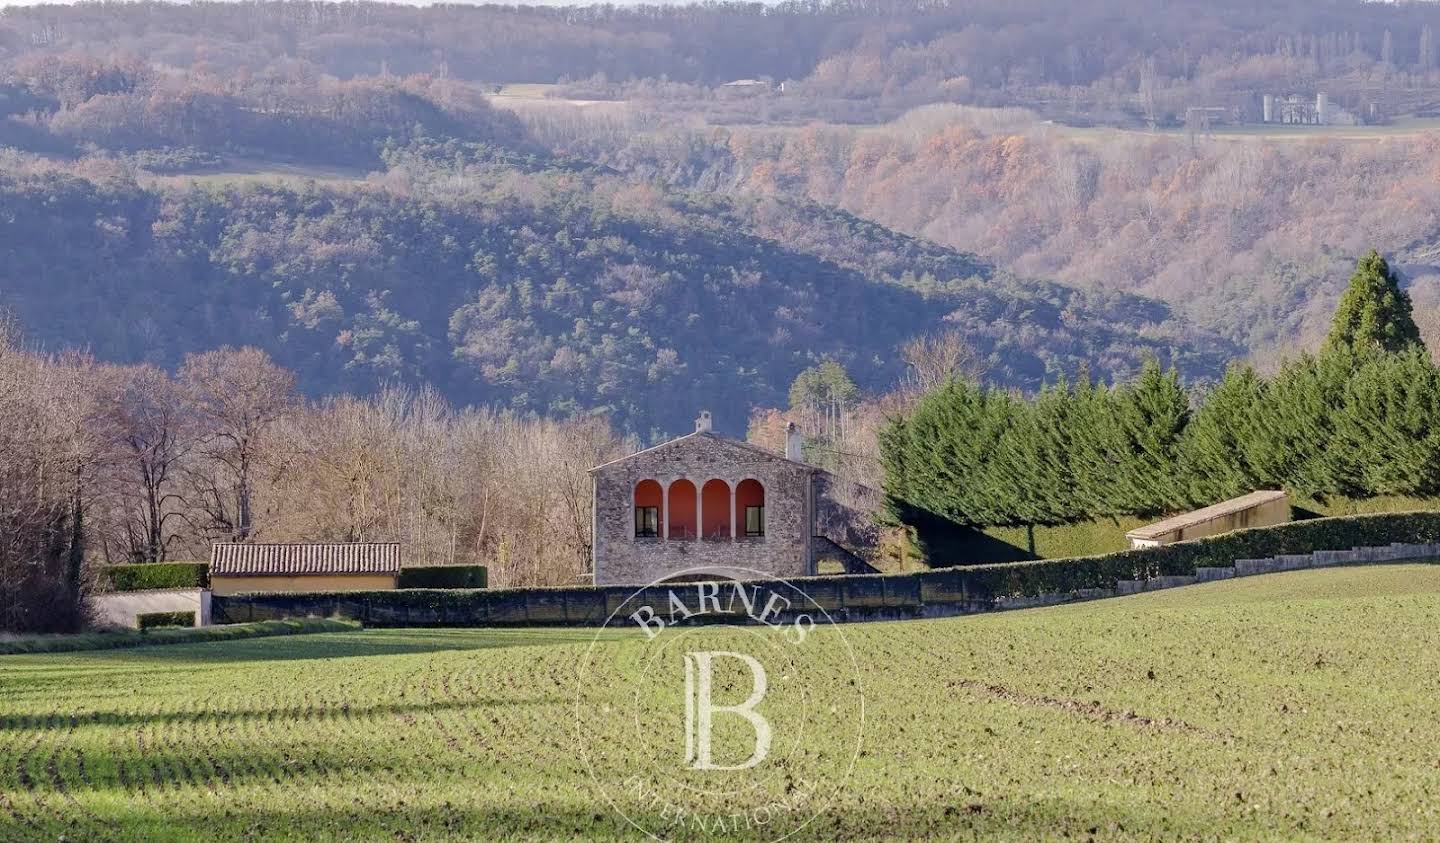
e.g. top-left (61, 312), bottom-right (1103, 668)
top-left (591, 420), bottom-right (818, 586)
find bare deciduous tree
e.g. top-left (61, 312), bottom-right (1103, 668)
top-left (103, 365), bottom-right (193, 563)
top-left (901, 329), bottom-right (986, 396)
top-left (180, 346), bottom-right (297, 543)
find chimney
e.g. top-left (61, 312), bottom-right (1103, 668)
top-left (785, 422), bottom-right (803, 461)
top-left (694, 410), bottom-right (713, 433)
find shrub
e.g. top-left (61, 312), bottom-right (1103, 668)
top-left (107, 562), bottom-right (209, 592)
top-left (929, 510), bottom-right (1440, 600)
top-left (397, 565), bottom-right (488, 589)
top-left (136, 611), bottom-right (196, 631)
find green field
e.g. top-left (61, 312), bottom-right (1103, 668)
top-left (5, 566), bottom-right (1440, 840)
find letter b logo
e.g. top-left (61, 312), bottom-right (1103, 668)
top-left (682, 651), bottom-right (771, 770)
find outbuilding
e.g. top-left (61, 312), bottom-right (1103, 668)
top-left (1125, 490), bottom-right (1291, 548)
top-left (209, 543), bottom-right (401, 595)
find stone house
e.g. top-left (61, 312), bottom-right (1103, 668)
top-left (589, 411), bottom-right (878, 585)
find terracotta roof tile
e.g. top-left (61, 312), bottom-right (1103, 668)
top-left (210, 543), bottom-right (401, 576)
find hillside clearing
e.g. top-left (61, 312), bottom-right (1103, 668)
top-left (4, 565), bottom-right (1440, 840)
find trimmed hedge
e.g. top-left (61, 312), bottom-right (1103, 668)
top-left (107, 562), bottom-right (209, 592)
top-left (137, 611), bottom-right (196, 630)
top-left (397, 565), bottom-right (488, 589)
top-left (0, 619), bottom-right (361, 656)
top-left (924, 510), bottom-right (1440, 600)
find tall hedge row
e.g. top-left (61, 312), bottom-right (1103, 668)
top-left (884, 253), bottom-right (1438, 544)
top-left (106, 562), bottom-right (210, 592)
top-left (935, 510), bottom-right (1440, 600)
top-left (397, 565), bottom-right (488, 589)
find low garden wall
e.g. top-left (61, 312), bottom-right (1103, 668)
top-left (92, 589), bottom-right (211, 629)
top-left (212, 512), bottom-right (1440, 627)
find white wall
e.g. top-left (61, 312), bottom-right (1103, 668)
top-left (91, 589), bottom-right (212, 629)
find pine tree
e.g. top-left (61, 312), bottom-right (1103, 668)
top-left (1324, 250), bottom-right (1422, 356)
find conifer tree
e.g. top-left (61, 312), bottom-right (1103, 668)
top-left (1179, 364), bottom-right (1265, 504)
top-left (1107, 359), bottom-right (1189, 515)
top-left (1325, 250), bottom-right (1422, 356)
top-left (1333, 348), bottom-right (1440, 497)
top-left (1246, 352), bottom-right (1352, 498)
top-left (1065, 374), bottom-right (1123, 517)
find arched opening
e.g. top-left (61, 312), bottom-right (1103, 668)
top-left (701, 479), bottom-right (732, 540)
top-left (737, 479), bottom-right (765, 538)
top-left (668, 479), bottom-right (697, 540)
top-left (634, 479), bottom-right (663, 538)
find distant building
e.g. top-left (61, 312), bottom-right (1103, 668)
top-left (717, 79), bottom-right (770, 98)
top-left (1125, 491), bottom-right (1290, 549)
top-left (588, 411), bottom-right (877, 585)
top-left (1260, 92), bottom-right (1359, 126)
top-left (209, 543), bottom-right (401, 595)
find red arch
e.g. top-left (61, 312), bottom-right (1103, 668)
top-left (634, 479), bottom-right (663, 537)
top-left (668, 479), bottom-right (697, 540)
top-left (701, 479), bottom-right (731, 539)
top-left (737, 479), bottom-right (765, 537)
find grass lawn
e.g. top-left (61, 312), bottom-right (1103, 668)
top-left (5, 565), bottom-right (1440, 840)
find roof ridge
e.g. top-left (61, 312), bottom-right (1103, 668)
top-left (589, 430), bottom-right (813, 473)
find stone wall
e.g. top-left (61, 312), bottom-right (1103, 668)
top-left (215, 541), bottom-right (1440, 628)
top-left (591, 433), bottom-right (814, 585)
top-left (92, 588), bottom-right (211, 629)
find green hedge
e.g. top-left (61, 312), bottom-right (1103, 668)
top-left (213, 512), bottom-right (1440, 627)
top-left (0, 619), bottom-right (361, 656)
top-left (107, 562), bottom-right (209, 592)
top-left (136, 611), bottom-right (196, 630)
top-left (397, 565), bottom-right (488, 589)
top-left (927, 510), bottom-right (1440, 600)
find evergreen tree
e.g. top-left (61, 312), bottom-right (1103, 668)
top-left (1065, 375), bottom-right (1124, 517)
top-left (1179, 364), bottom-right (1265, 504)
top-left (1107, 360), bottom-right (1189, 515)
top-left (1246, 352), bottom-right (1352, 498)
top-left (1325, 250), bottom-right (1422, 356)
top-left (1333, 348), bottom-right (1440, 497)
top-left (880, 379), bottom-right (1014, 527)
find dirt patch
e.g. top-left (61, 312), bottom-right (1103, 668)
top-left (949, 678), bottom-right (1230, 739)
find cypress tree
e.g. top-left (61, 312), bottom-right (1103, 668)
top-left (1067, 374), bottom-right (1123, 517)
top-left (1179, 364), bottom-right (1265, 505)
top-left (1108, 359), bottom-right (1189, 515)
top-left (1246, 352), bottom-right (1352, 499)
top-left (1325, 250), bottom-right (1422, 356)
top-left (881, 379), bottom-right (1013, 528)
top-left (1333, 348), bottom-right (1440, 497)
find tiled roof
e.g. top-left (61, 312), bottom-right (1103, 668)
top-left (210, 543), bottom-right (401, 576)
top-left (589, 431), bottom-right (813, 473)
top-left (1125, 490), bottom-right (1289, 540)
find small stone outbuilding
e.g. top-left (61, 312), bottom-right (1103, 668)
top-left (209, 543), bottom-right (401, 595)
top-left (589, 411), bottom-right (877, 585)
